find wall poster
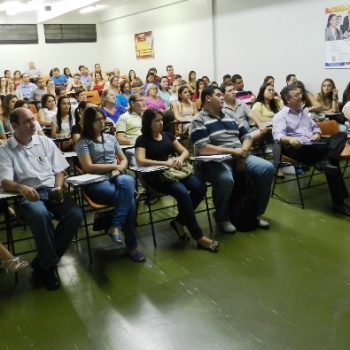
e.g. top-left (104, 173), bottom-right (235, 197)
top-left (325, 4), bottom-right (350, 68)
top-left (134, 31), bottom-right (154, 59)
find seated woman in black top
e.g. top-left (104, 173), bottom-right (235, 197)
top-left (135, 108), bottom-right (218, 252)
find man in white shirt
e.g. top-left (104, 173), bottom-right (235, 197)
top-left (0, 108), bottom-right (82, 290)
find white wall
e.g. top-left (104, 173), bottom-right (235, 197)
top-left (0, 24), bottom-right (101, 76)
top-left (98, 0), bottom-right (214, 80)
top-left (214, 0), bottom-right (348, 95)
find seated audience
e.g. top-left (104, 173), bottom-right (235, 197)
top-left (24, 61), bottom-right (41, 81)
top-left (187, 70), bottom-right (197, 95)
top-left (66, 73), bottom-right (86, 95)
top-left (135, 108), bottom-right (218, 252)
top-left (106, 75), bottom-right (120, 95)
top-left (116, 94), bottom-right (144, 166)
top-left (172, 85), bottom-right (197, 135)
top-left (100, 89), bottom-right (119, 123)
top-left (158, 76), bottom-right (171, 109)
top-left (232, 74), bottom-right (256, 106)
top-left (38, 94), bottom-right (57, 127)
top-left (76, 106), bottom-right (145, 262)
top-left (16, 73), bottom-right (37, 100)
top-left (314, 78), bottom-right (339, 114)
top-left (71, 101), bottom-right (91, 144)
top-left (79, 65), bottom-right (92, 90)
top-left (13, 70), bottom-right (22, 87)
top-left (4, 69), bottom-right (12, 81)
top-left (0, 77), bottom-right (7, 96)
top-left (51, 96), bottom-right (75, 151)
top-left (63, 67), bottom-right (73, 80)
top-left (166, 65), bottom-right (176, 86)
top-left (169, 80), bottom-right (181, 105)
top-left (90, 71), bottom-right (105, 95)
top-left (46, 79), bottom-right (56, 97)
top-left (2, 94), bottom-right (18, 134)
top-left (286, 74), bottom-right (298, 85)
top-left (129, 69), bottom-right (143, 92)
top-left (273, 84), bottom-right (350, 216)
top-left (6, 79), bottom-right (21, 98)
top-left (190, 87), bottom-right (274, 233)
top-left (92, 63), bottom-right (107, 81)
top-left (144, 84), bottom-right (166, 110)
top-left (202, 75), bottom-right (210, 87)
top-left (14, 99), bottom-right (44, 136)
top-left (29, 77), bottom-right (48, 109)
top-left (221, 82), bottom-right (267, 135)
top-left (192, 78), bottom-right (205, 110)
top-left (0, 107), bottom-right (82, 290)
top-left (51, 68), bottom-right (68, 86)
top-left (115, 80), bottom-right (131, 119)
top-left (252, 83), bottom-right (283, 122)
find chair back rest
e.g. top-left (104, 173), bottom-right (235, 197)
top-left (318, 120), bottom-right (338, 136)
top-left (86, 90), bottom-right (101, 106)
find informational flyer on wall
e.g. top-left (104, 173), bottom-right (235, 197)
top-left (134, 31), bottom-right (154, 59)
top-left (325, 4), bottom-right (350, 68)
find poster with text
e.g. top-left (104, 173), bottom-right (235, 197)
top-left (325, 4), bottom-right (350, 68)
top-left (135, 31), bottom-right (154, 59)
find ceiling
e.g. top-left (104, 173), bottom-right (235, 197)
top-left (0, 0), bottom-right (183, 24)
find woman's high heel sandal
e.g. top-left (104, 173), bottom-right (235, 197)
top-left (197, 240), bottom-right (219, 253)
top-left (0, 257), bottom-right (30, 273)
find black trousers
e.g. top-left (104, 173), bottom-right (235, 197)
top-left (283, 132), bottom-right (348, 204)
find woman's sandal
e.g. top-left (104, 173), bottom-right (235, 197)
top-left (197, 240), bottom-right (219, 253)
top-left (108, 233), bottom-right (124, 244)
top-left (127, 250), bottom-right (146, 263)
top-left (0, 257), bottom-right (30, 273)
top-left (170, 220), bottom-right (190, 241)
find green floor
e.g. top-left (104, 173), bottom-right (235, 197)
top-left (1, 176), bottom-right (350, 350)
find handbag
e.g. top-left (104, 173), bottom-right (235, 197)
top-left (162, 160), bottom-right (194, 182)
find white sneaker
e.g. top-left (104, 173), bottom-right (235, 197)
top-left (257, 216), bottom-right (270, 229)
top-left (217, 221), bottom-right (236, 233)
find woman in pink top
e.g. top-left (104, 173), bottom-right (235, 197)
top-left (144, 84), bottom-right (166, 110)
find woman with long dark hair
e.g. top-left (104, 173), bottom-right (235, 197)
top-left (51, 96), bottom-right (74, 150)
top-left (75, 106), bottom-right (145, 262)
top-left (135, 108), bottom-right (218, 252)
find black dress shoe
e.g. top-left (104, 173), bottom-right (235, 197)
top-left (332, 203), bottom-right (350, 216)
top-left (315, 161), bottom-right (338, 174)
top-left (33, 265), bottom-right (60, 291)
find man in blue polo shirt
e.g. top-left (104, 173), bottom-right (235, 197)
top-left (190, 86), bottom-right (274, 233)
top-left (51, 67), bottom-right (68, 86)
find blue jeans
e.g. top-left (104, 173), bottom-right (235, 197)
top-left (203, 155), bottom-right (274, 222)
top-left (146, 174), bottom-right (206, 240)
top-left (125, 148), bottom-right (136, 167)
top-left (85, 175), bottom-right (137, 249)
top-left (15, 189), bottom-right (83, 270)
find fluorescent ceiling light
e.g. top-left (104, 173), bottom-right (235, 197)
top-left (80, 4), bottom-right (105, 14)
top-left (0, 0), bottom-right (41, 15)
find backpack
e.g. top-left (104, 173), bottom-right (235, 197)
top-left (229, 173), bottom-right (258, 232)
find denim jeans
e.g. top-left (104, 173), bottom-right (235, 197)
top-left (85, 175), bottom-right (137, 249)
top-left (15, 189), bottom-right (83, 270)
top-left (146, 174), bottom-right (206, 240)
top-left (203, 155), bottom-right (274, 222)
top-left (125, 148), bottom-right (136, 167)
